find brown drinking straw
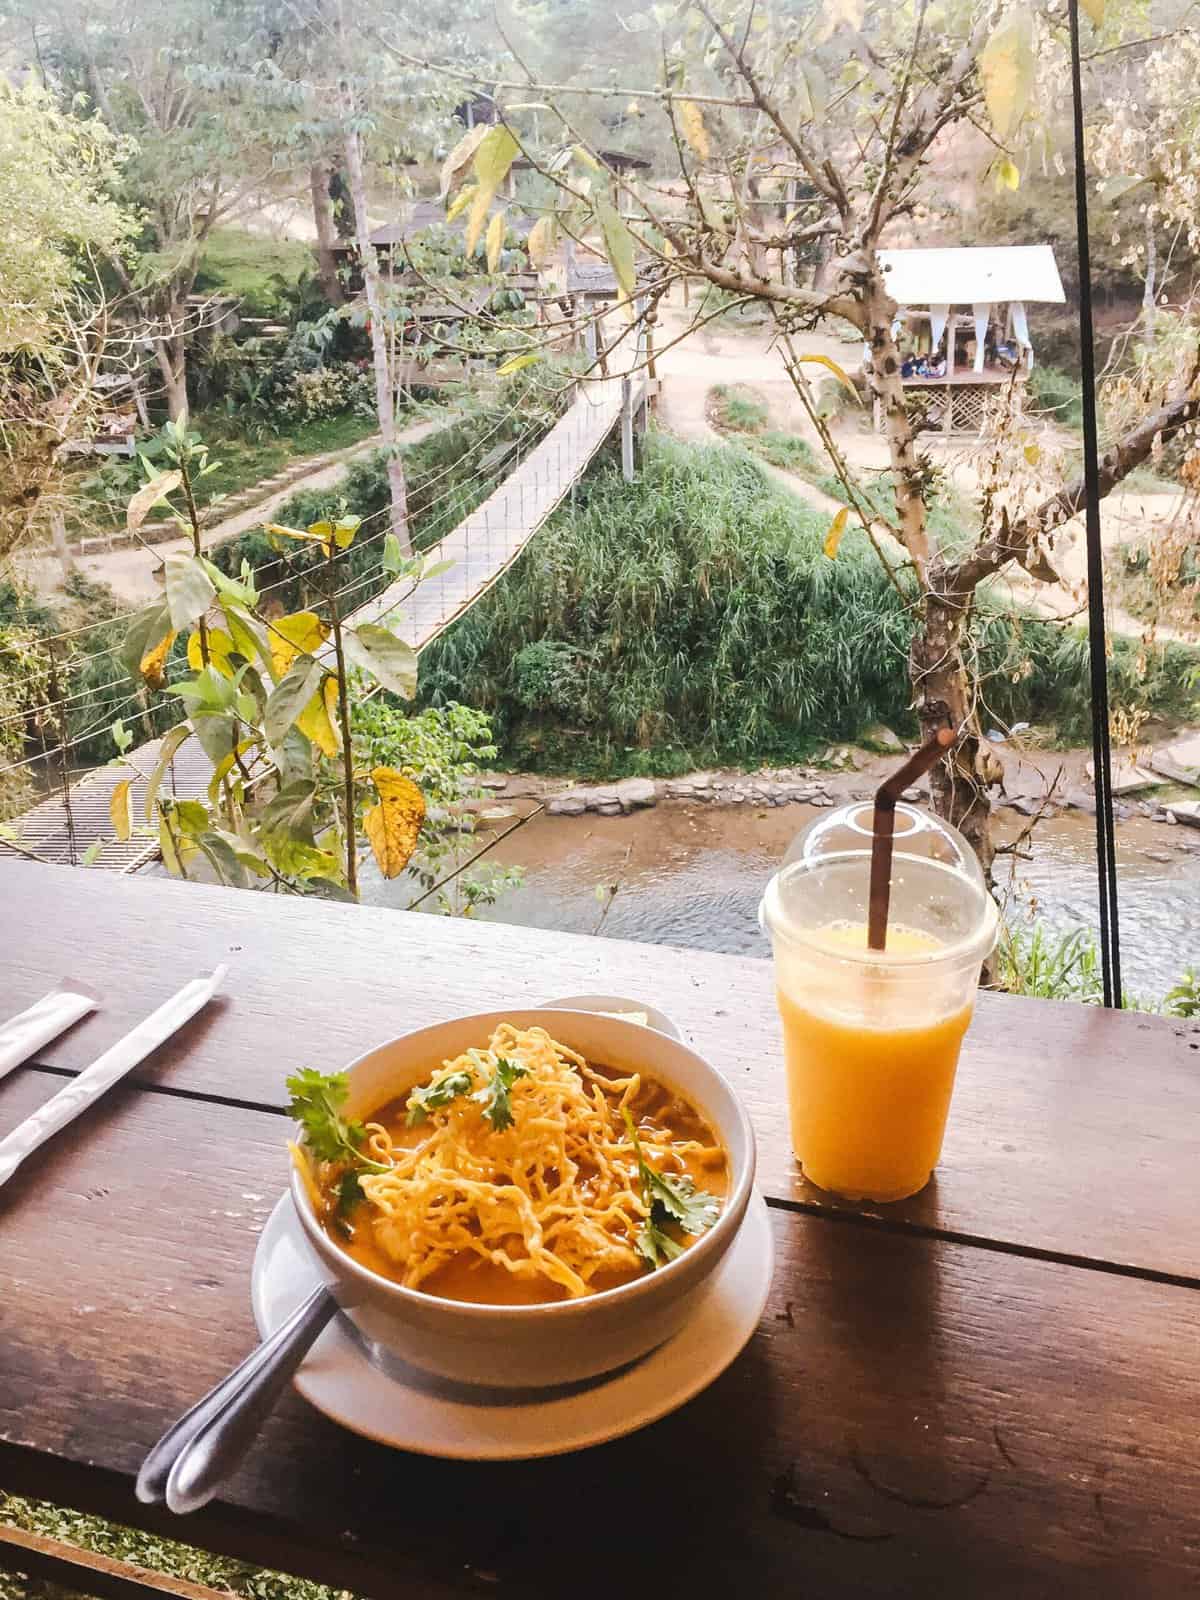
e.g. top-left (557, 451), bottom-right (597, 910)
top-left (867, 728), bottom-right (957, 951)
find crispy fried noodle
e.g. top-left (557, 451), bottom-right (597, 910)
top-left (295, 1023), bottom-right (725, 1300)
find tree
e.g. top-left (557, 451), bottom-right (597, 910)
top-left (23, 0), bottom-right (286, 419)
top-left (417, 0), bottom-right (1200, 874)
top-left (0, 78), bottom-right (136, 556)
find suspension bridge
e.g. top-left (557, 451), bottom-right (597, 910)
top-left (6, 372), bottom-right (649, 873)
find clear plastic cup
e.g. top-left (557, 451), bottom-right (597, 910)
top-left (760, 801), bottom-right (998, 1202)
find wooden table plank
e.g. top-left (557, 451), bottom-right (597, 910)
top-left (1, 1078), bottom-right (1197, 1597)
top-left (3, 861), bottom-right (1198, 1280)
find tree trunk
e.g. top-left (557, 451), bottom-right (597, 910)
top-left (343, 119), bottom-right (410, 552)
top-left (909, 590), bottom-right (995, 883)
top-left (1142, 216), bottom-right (1158, 330)
top-left (50, 509), bottom-right (75, 581)
top-left (152, 327), bottom-right (189, 422)
top-left (310, 159), bottom-right (345, 307)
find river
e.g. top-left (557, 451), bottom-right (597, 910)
top-left (364, 800), bottom-right (1200, 1004)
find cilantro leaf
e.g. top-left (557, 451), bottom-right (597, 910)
top-left (406, 1067), bottom-right (474, 1126)
top-left (636, 1214), bottom-right (684, 1268)
top-left (473, 1056), bottom-right (530, 1132)
top-left (286, 1068), bottom-right (388, 1172)
top-left (286, 1068), bottom-right (365, 1162)
top-left (623, 1108), bottom-right (722, 1269)
top-left (337, 1170), bottom-right (365, 1215)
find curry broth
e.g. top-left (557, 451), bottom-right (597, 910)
top-left (323, 1063), bottom-right (728, 1305)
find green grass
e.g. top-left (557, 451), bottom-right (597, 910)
top-left (188, 409), bottom-right (380, 510)
top-left (0, 1493), bottom-right (350, 1600)
top-left (709, 383), bottom-right (769, 433)
top-left (417, 432), bottom-right (1200, 775)
top-left (749, 430), bottom-right (820, 473)
top-left (194, 226), bottom-right (316, 318)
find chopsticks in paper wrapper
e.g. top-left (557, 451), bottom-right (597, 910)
top-left (0, 966), bottom-right (227, 1190)
top-left (0, 981), bottom-right (98, 1083)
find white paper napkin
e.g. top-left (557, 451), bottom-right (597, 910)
top-left (0, 965), bottom-right (226, 1189)
top-left (0, 981), bottom-right (99, 1084)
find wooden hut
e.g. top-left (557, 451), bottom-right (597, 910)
top-left (869, 245), bottom-right (1065, 433)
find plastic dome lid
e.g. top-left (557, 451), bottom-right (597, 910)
top-left (762, 800), bottom-right (996, 964)
top-left (782, 800), bottom-right (986, 887)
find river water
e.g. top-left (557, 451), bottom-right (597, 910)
top-left (365, 800), bottom-right (1200, 1004)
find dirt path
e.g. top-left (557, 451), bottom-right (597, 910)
top-left (653, 294), bottom-right (1194, 644)
top-left (20, 415), bottom-right (444, 607)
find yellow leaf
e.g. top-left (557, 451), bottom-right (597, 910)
top-left (1024, 441), bottom-right (1041, 466)
top-left (497, 351), bottom-right (539, 375)
top-left (798, 352), bottom-right (861, 403)
top-left (978, 11), bottom-right (1034, 140)
top-left (527, 214), bottom-right (556, 268)
top-left (823, 506), bottom-right (850, 559)
top-left (1081, 0), bottom-right (1104, 22)
top-left (187, 626), bottom-right (237, 678)
top-left (446, 182), bottom-right (477, 224)
top-left (678, 99), bottom-right (709, 161)
top-left (127, 470), bottom-right (182, 533)
top-left (264, 521), bottom-right (325, 545)
top-left (465, 125), bottom-right (520, 256)
top-left (486, 208), bottom-right (505, 273)
top-left (139, 627), bottom-right (177, 688)
top-left (297, 676), bottom-right (340, 759)
top-left (573, 144), bottom-right (604, 172)
top-left (440, 123), bottom-right (488, 197)
top-left (269, 611), bottom-right (328, 681)
top-left (207, 739), bottom-right (255, 806)
top-left (995, 156), bottom-right (1021, 191)
top-left (109, 778), bottom-right (133, 842)
top-left (363, 767), bottom-right (426, 879)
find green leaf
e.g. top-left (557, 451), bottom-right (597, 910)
top-left (406, 1068), bottom-right (474, 1126)
top-left (191, 711), bottom-right (238, 769)
top-left (259, 778), bottom-right (317, 846)
top-left (204, 559), bottom-right (258, 610)
top-left (1097, 174), bottom-right (1144, 202)
top-left (595, 195), bottom-right (636, 299)
top-left (381, 533), bottom-right (405, 574)
top-left (343, 624), bottom-right (418, 699)
top-left (800, 59), bottom-right (829, 122)
top-left (473, 1057), bottom-right (531, 1132)
top-left (196, 830), bottom-right (248, 888)
top-left (172, 799), bottom-right (209, 837)
top-left (264, 655), bottom-right (323, 748)
top-left (120, 601), bottom-right (173, 680)
top-left (978, 10), bottom-right (1035, 140)
top-left (143, 724), bottom-right (192, 823)
top-left (127, 470), bottom-right (181, 532)
top-left (81, 840), bottom-right (104, 868)
top-left (163, 555), bottom-right (216, 632)
top-left (623, 1109), bottom-right (721, 1268)
top-left (111, 719), bottom-right (133, 755)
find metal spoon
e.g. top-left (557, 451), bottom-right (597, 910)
top-left (137, 1285), bottom-right (336, 1513)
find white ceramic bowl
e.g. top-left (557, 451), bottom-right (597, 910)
top-left (290, 1007), bottom-right (756, 1389)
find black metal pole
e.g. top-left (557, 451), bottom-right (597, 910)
top-left (1067, 0), bottom-right (1123, 1007)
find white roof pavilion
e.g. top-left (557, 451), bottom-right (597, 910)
top-left (877, 245), bottom-right (1065, 307)
top-left (874, 245), bottom-right (1064, 375)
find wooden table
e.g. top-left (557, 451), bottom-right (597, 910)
top-left (1, 860), bottom-right (1198, 1598)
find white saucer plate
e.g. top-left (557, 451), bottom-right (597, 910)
top-left (251, 1191), bottom-right (775, 1461)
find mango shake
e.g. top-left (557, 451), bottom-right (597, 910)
top-left (760, 803), bottom-right (997, 1203)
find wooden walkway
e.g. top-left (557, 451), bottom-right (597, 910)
top-left (9, 376), bottom-right (646, 873)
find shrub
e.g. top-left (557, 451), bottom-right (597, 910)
top-left (1027, 364), bottom-right (1084, 430)
top-left (418, 433), bottom-right (1199, 773)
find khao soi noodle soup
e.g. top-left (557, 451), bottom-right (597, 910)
top-left (287, 1023), bottom-right (728, 1306)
